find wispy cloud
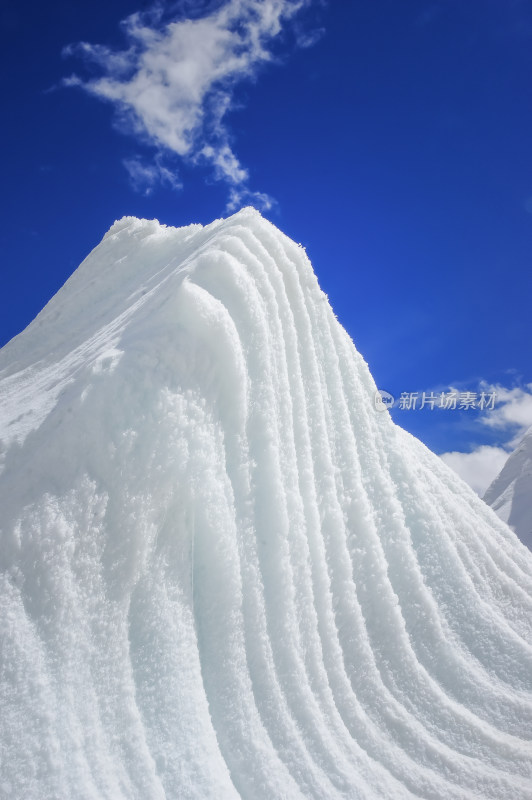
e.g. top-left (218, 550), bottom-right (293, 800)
top-left (62, 0), bottom-right (318, 208)
top-left (123, 155), bottom-right (182, 195)
top-left (440, 381), bottom-right (532, 495)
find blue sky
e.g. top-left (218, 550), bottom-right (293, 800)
top-left (2, 0), bottom-right (532, 492)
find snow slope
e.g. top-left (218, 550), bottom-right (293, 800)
top-left (1, 208), bottom-right (531, 800)
top-left (484, 426), bottom-right (532, 550)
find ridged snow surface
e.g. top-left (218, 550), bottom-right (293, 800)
top-left (1, 209), bottom-right (531, 800)
top-left (485, 427), bottom-right (532, 550)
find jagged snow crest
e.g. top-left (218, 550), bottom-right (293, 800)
top-left (1, 209), bottom-right (531, 800)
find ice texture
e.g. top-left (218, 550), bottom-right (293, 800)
top-left (1, 209), bottom-right (531, 799)
top-left (485, 426), bottom-right (532, 550)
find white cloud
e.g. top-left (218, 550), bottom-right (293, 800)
top-left (63, 0), bottom-right (315, 208)
top-left (440, 446), bottom-right (510, 496)
top-left (440, 381), bottom-right (532, 495)
top-left (479, 381), bottom-right (532, 446)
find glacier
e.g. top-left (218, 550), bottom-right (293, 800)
top-left (485, 426), bottom-right (532, 550)
top-left (0, 208), bottom-right (531, 800)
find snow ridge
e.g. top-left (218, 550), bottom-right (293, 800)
top-left (1, 209), bottom-right (531, 799)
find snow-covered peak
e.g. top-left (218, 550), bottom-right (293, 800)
top-left (0, 208), bottom-right (273, 454)
top-left (1, 211), bottom-right (531, 799)
top-left (1, 208), bottom-right (262, 375)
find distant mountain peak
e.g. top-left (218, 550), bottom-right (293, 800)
top-left (484, 426), bottom-right (532, 549)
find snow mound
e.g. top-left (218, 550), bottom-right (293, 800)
top-left (485, 426), bottom-right (532, 550)
top-left (1, 209), bottom-right (531, 800)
